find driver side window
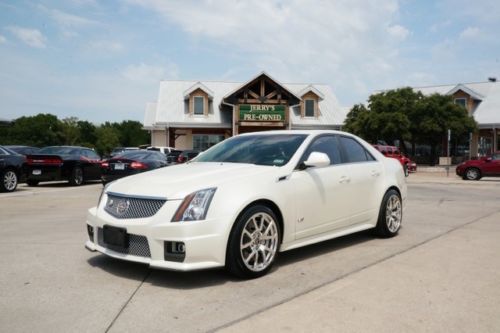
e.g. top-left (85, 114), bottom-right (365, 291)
top-left (303, 135), bottom-right (342, 165)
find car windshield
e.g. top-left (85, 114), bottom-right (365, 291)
top-left (194, 134), bottom-right (307, 166)
top-left (38, 147), bottom-right (79, 155)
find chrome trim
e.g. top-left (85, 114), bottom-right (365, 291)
top-left (106, 191), bottom-right (167, 201)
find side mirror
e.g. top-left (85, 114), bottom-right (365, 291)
top-left (303, 152), bottom-right (330, 169)
top-left (486, 157), bottom-right (492, 162)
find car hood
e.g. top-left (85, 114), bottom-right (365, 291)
top-left (105, 162), bottom-right (283, 200)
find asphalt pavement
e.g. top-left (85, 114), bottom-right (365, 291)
top-left (0, 175), bottom-right (499, 332)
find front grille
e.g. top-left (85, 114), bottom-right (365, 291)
top-left (104, 193), bottom-right (166, 219)
top-left (97, 227), bottom-right (151, 258)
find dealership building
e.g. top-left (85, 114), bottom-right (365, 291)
top-left (143, 72), bottom-right (347, 151)
top-left (414, 79), bottom-right (500, 156)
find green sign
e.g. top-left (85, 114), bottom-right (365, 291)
top-left (239, 104), bottom-right (286, 122)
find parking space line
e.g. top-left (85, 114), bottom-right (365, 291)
top-left (105, 270), bottom-right (152, 333)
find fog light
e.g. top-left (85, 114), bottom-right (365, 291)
top-left (87, 225), bottom-right (94, 242)
top-left (164, 241), bottom-right (186, 262)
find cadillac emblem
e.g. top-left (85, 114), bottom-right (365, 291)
top-left (116, 199), bottom-right (130, 216)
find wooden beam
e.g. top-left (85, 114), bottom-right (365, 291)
top-left (248, 90), bottom-right (260, 99)
top-left (260, 79), bottom-right (265, 97)
top-left (265, 91), bottom-right (277, 99)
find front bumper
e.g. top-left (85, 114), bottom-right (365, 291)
top-left (85, 200), bottom-right (231, 271)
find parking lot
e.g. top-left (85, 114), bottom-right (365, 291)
top-left (1, 175), bottom-right (500, 332)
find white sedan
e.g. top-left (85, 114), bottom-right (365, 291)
top-left (85, 130), bottom-right (406, 278)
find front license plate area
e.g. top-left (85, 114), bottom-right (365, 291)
top-left (103, 225), bottom-right (129, 249)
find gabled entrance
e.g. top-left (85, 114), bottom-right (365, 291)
top-left (223, 72), bottom-right (301, 135)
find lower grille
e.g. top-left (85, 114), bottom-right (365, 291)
top-left (97, 227), bottom-right (151, 258)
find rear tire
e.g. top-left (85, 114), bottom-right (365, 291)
top-left (1, 169), bottom-right (18, 192)
top-left (403, 164), bottom-right (409, 177)
top-left (374, 189), bottom-right (402, 238)
top-left (69, 166), bottom-right (84, 186)
top-left (226, 205), bottom-right (280, 279)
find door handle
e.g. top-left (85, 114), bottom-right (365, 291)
top-left (371, 170), bottom-right (380, 177)
top-left (339, 176), bottom-right (350, 183)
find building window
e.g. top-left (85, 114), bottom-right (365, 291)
top-left (454, 98), bottom-right (467, 109)
top-left (193, 135), bottom-right (225, 151)
top-left (305, 99), bottom-right (315, 117)
top-left (193, 96), bottom-right (205, 115)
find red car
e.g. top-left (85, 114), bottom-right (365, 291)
top-left (373, 144), bottom-right (417, 176)
top-left (456, 152), bottom-right (500, 180)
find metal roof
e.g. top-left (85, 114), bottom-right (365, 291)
top-left (146, 77), bottom-right (346, 129)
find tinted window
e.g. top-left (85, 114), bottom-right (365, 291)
top-left (195, 134), bottom-right (307, 166)
top-left (39, 147), bottom-right (79, 155)
top-left (84, 150), bottom-right (100, 160)
top-left (118, 151), bottom-right (150, 160)
top-left (304, 135), bottom-right (341, 165)
top-left (339, 136), bottom-right (374, 163)
top-left (194, 96), bottom-right (204, 115)
top-left (493, 154), bottom-right (500, 161)
top-left (0, 147), bottom-right (8, 155)
top-left (305, 100), bottom-right (315, 117)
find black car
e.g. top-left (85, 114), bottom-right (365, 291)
top-left (101, 150), bottom-right (168, 184)
top-left (0, 146), bottom-right (25, 192)
top-left (25, 146), bottom-right (102, 186)
top-left (166, 149), bottom-right (183, 164)
top-left (176, 150), bottom-right (199, 163)
top-left (109, 147), bottom-right (139, 157)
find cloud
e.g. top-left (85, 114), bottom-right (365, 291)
top-left (459, 26), bottom-right (480, 39)
top-left (87, 40), bottom-right (124, 52)
top-left (6, 26), bottom-right (46, 48)
top-left (0, 35), bottom-right (6, 43)
top-left (122, 62), bottom-right (179, 83)
top-left (387, 24), bottom-right (410, 40)
top-left (127, 0), bottom-right (406, 103)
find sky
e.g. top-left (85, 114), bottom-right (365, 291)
top-left (0, 0), bottom-right (499, 123)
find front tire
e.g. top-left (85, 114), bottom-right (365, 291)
top-left (69, 166), bottom-right (84, 186)
top-left (374, 189), bottom-right (402, 238)
top-left (226, 205), bottom-right (280, 279)
top-left (1, 169), bottom-right (18, 192)
top-left (464, 167), bottom-right (481, 181)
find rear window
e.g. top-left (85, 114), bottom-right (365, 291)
top-left (39, 147), bottom-right (79, 155)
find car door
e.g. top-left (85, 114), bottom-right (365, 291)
top-left (290, 135), bottom-right (353, 239)
top-left (338, 136), bottom-right (384, 226)
top-left (482, 153), bottom-right (500, 175)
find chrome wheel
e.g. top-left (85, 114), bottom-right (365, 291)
top-left (466, 168), bottom-right (479, 180)
top-left (4, 171), bottom-right (18, 191)
top-left (240, 212), bottom-right (279, 272)
top-left (386, 194), bottom-right (402, 233)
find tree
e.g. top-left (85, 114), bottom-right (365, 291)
top-left (414, 94), bottom-right (477, 163)
top-left (113, 120), bottom-right (150, 147)
top-left (60, 117), bottom-right (81, 145)
top-left (7, 114), bottom-right (63, 146)
top-left (77, 120), bottom-right (97, 147)
top-left (95, 125), bottom-right (120, 156)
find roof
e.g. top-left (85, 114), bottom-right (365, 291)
top-left (148, 76), bottom-right (346, 128)
top-left (413, 81), bottom-right (500, 127)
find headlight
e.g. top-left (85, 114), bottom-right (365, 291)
top-left (172, 188), bottom-right (216, 222)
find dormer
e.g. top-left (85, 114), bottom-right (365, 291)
top-left (183, 82), bottom-right (214, 116)
top-left (446, 84), bottom-right (483, 115)
top-left (299, 85), bottom-right (324, 118)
